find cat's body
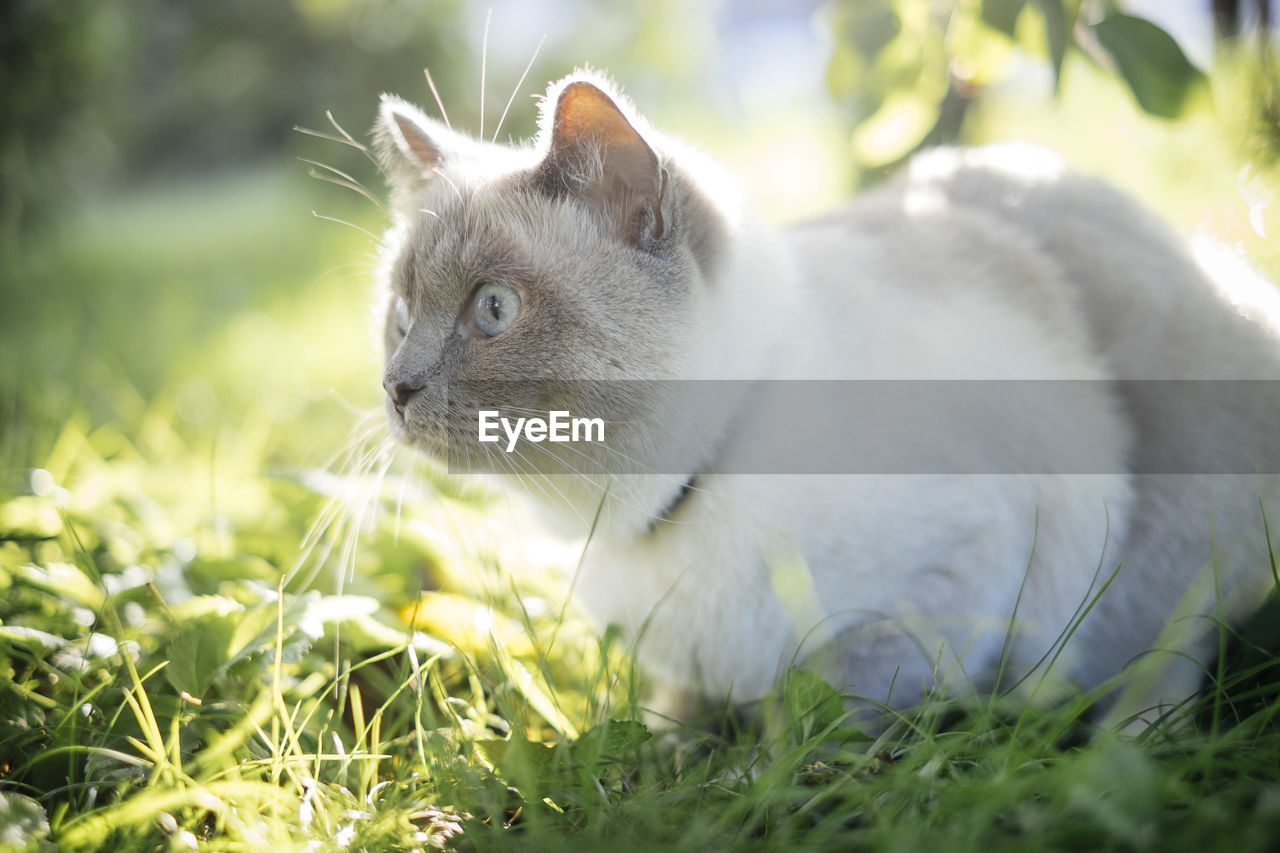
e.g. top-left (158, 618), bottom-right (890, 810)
top-left (374, 71), bottom-right (1280, 722)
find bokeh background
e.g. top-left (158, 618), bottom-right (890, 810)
top-left (2, 0), bottom-right (1278, 533)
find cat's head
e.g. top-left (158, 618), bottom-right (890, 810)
top-left (372, 70), bottom-right (742, 479)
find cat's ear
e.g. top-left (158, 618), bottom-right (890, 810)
top-left (540, 80), bottom-right (666, 246)
top-left (375, 96), bottom-right (444, 209)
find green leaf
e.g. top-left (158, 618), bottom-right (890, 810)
top-left (1034, 0), bottom-right (1073, 90)
top-left (1092, 13), bottom-right (1210, 119)
top-left (163, 605), bottom-right (240, 698)
top-left (825, 0), bottom-right (901, 107)
top-left (981, 0), bottom-right (1028, 37)
top-left (597, 719), bottom-right (652, 759)
top-left (851, 90), bottom-right (940, 168)
top-left (0, 497), bottom-right (62, 540)
top-left (10, 562), bottom-right (104, 610)
top-left (950, 4), bottom-right (1018, 86)
top-left (828, 0), bottom-right (900, 58)
top-left (571, 719), bottom-right (652, 766)
top-left (479, 729), bottom-right (558, 778)
top-left (783, 669), bottom-right (846, 742)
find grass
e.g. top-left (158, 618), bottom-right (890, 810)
top-left (3, 60), bottom-right (1280, 852)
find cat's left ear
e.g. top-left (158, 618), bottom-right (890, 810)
top-left (540, 80), bottom-right (666, 246)
top-left (375, 96), bottom-right (445, 209)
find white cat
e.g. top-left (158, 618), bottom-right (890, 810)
top-left (373, 70), bottom-right (1280, 723)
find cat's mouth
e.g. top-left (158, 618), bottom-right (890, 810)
top-left (386, 391), bottom-right (517, 470)
top-left (388, 386), bottom-right (621, 477)
top-left (387, 391), bottom-right (454, 450)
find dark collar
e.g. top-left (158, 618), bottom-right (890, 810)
top-left (648, 474), bottom-right (696, 532)
top-left (642, 379), bottom-right (761, 534)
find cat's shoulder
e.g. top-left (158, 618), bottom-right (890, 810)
top-left (784, 144), bottom-right (1094, 343)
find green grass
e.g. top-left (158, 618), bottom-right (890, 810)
top-left (3, 66), bottom-right (1280, 851)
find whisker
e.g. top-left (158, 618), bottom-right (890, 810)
top-left (339, 448), bottom-right (397, 587)
top-left (483, 442), bottom-right (541, 512)
top-left (311, 210), bottom-right (383, 245)
top-left (300, 159), bottom-right (387, 212)
top-left (316, 260), bottom-right (377, 274)
top-left (501, 443), bottom-right (592, 529)
top-left (493, 34), bottom-right (546, 144)
top-left (290, 478), bottom-right (362, 591)
top-left (293, 124), bottom-right (365, 151)
top-left (431, 168), bottom-right (465, 205)
top-left (486, 440), bottom-right (533, 494)
top-left (394, 460), bottom-right (410, 544)
top-left (286, 415), bottom-right (388, 589)
top-left (293, 112), bottom-right (383, 176)
top-left (298, 439), bottom-right (382, 556)
top-left (479, 8), bottom-right (493, 141)
top-left (311, 261), bottom-right (378, 290)
top-left (424, 68), bottom-right (452, 130)
top-left (508, 445), bottom-right (602, 528)
top-left (335, 441), bottom-right (395, 590)
top-left (299, 415), bottom-right (384, 512)
top-left (327, 110), bottom-right (384, 173)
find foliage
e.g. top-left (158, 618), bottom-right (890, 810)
top-left (823, 0), bottom-right (1276, 177)
top-left (0, 0), bottom-right (474, 240)
top-left (0, 0), bottom-right (720, 244)
top-left (3, 438), bottom-right (1280, 852)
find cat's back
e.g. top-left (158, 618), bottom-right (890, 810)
top-left (886, 144), bottom-right (1280, 503)
top-left (890, 143), bottom-right (1280, 380)
top-left (780, 153), bottom-right (1106, 383)
top-left (786, 142), bottom-right (1280, 477)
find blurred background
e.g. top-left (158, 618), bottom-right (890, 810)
top-left (1, 0), bottom-right (1277, 553)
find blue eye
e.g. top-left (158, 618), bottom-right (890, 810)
top-left (471, 282), bottom-right (522, 337)
top-left (394, 295), bottom-right (410, 334)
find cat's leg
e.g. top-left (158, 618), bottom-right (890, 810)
top-left (832, 626), bottom-right (970, 715)
top-left (818, 538), bottom-right (1033, 719)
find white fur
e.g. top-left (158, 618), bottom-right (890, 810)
top-left (376, 73), bottom-right (1280, 723)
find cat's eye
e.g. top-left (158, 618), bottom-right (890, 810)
top-left (393, 295), bottom-right (410, 335)
top-left (469, 281), bottom-right (522, 337)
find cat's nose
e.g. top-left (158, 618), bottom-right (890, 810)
top-left (383, 378), bottom-right (423, 413)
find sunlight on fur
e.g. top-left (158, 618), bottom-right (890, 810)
top-left (302, 59), bottom-right (1280, 733)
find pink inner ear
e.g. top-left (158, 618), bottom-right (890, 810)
top-left (555, 83), bottom-right (639, 145)
top-left (550, 82), bottom-right (663, 240)
top-left (393, 112), bottom-right (442, 171)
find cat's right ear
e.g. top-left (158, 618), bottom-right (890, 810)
top-left (538, 79), bottom-right (666, 247)
top-left (374, 96), bottom-right (444, 210)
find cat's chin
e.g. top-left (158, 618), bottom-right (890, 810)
top-left (390, 423), bottom-right (505, 475)
top-left (383, 411), bottom-right (443, 455)
top-left (393, 429), bottom-right (451, 461)
top-left (385, 402), bottom-right (465, 462)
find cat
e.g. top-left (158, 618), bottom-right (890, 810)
top-left (371, 68), bottom-right (1280, 725)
